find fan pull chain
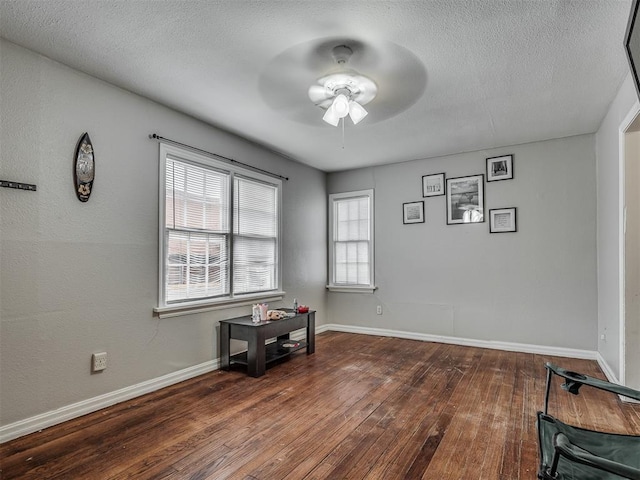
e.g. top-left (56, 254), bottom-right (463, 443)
top-left (341, 117), bottom-right (345, 149)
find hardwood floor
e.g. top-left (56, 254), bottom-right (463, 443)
top-left (2, 332), bottom-right (640, 479)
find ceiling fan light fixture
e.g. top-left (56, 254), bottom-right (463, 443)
top-left (348, 100), bottom-right (368, 125)
top-left (332, 94), bottom-right (350, 118)
top-left (322, 104), bottom-right (341, 126)
top-left (309, 44), bottom-right (378, 128)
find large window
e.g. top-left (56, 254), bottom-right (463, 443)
top-left (328, 189), bottom-right (376, 293)
top-left (158, 144), bottom-right (281, 312)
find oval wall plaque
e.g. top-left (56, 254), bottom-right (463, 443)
top-left (74, 132), bottom-right (95, 202)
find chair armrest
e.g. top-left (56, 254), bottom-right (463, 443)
top-left (546, 363), bottom-right (640, 401)
top-left (553, 433), bottom-right (640, 479)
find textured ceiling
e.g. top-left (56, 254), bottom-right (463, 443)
top-left (0, 0), bottom-right (632, 172)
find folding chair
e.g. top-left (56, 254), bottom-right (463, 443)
top-left (537, 363), bottom-right (640, 479)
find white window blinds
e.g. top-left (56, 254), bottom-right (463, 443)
top-left (160, 145), bottom-right (281, 307)
top-left (334, 195), bottom-right (370, 284)
top-left (233, 176), bottom-right (278, 294)
top-left (329, 190), bottom-right (374, 289)
top-left (165, 157), bottom-right (230, 302)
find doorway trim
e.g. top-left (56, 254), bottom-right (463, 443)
top-left (619, 100), bottom-right (640, 387)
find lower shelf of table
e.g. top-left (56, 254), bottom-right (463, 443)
top-left (229, 339), bottom-right (308, 366)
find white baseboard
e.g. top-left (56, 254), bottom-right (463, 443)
top-left (0, 323), bottom-right (598, 444)
top-left (596, 352), bottom-right (619, 383)
top-left (596, 352), bottom-right (640, 404)
top-left (0, 359), bottom-right (220, 444)
top-left (322, 323), bottom-right (598, 360)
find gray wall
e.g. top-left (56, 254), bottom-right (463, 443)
top-left (0, 40), bottom-right (327, 426)
top-left (327, 135), bottom-right (598, 350)
top-left (596, 73), bottom-right (637, 381)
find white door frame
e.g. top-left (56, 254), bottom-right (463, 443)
top-left (619, 101), bottom-right (640, 387)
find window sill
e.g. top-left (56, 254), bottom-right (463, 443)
top-left (326, 285), bottom-right (378, 294)
top-left (154, 291), bottom-right (286, 319)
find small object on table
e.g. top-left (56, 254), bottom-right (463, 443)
top-left (251, 305), bottom-right (261, 323)
top-left (267, 309), bottom-right (287, 320)
top-left (297, 305), bottom-right (309, 313)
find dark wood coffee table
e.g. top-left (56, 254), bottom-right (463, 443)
top-left (219, 309), bottom-right (315, 377)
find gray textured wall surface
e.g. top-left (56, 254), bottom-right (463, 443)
top-left (327, 135), bottom-right (598, 350)
top-left (0, 40), bottom-right (327, 426)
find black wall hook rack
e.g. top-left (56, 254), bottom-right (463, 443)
top-left (1, 180), bottom-right (37, 191)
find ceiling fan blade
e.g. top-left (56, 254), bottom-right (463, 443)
top-left (316, 98), bottom-right (334, 109)
top-left (308, 84), bottom-right (332, 104)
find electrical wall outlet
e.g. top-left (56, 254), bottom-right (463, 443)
top-left (92, 352), bottom-right (107, 372)
top-left (376, 305), bottom-right (382, 315)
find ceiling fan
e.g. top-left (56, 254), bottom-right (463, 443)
top-left (258, 37), bottom-right (426, 127)
top-left (307, 45), bottom-right (378, 126)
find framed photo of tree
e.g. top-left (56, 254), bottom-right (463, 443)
top-left (446, 175), bottom-right (485, 225)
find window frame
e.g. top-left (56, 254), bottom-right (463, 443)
top-left (155, 143), bottom-right (283, 317)
top-left (327, 189), bottom-right (376, 293)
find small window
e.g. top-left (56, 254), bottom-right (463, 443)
top-left (158, 144), bottom-right (282, 312)
top-left (328, 189), bottom-right (376, 293)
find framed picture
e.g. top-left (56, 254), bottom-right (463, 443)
top-left (446, 174), bottom-right (485, 225)
top-left (403, 201), bottom-right (425, 224)
top-left (422, 173), bottom-right (445, 197)
top-left (486, 154), bottom-right (513, 181)
top-left (489, 207), bottom-right (517, 233)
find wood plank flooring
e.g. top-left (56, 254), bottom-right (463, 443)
top-left (2, 331), bottom-right (640, 479)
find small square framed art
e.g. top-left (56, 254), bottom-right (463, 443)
top-left (403, 201), bottom-right (425, 224)
top-left (422, 173), bottom-right (445, 197)
top-left (486, 154), bottom-right (513, 182)
top-left (489, 207), bottom-right (517, 233)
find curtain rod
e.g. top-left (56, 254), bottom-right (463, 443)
top-left (148, 133), bottom-right (289, 181)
